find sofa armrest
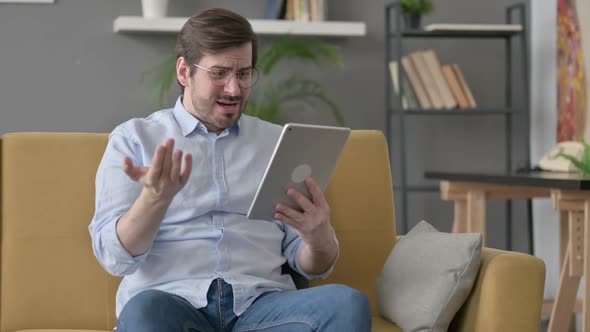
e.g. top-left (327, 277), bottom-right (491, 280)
top-left (450, 247), bottom-right (546, 332)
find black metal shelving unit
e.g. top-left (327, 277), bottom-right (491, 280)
top-left (385, 2), bottom-right (530, 251)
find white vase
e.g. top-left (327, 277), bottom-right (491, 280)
top-left (141, 0), bottom-right (169, 18)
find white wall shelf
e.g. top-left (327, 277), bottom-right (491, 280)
top-left (113, 16), bottom-right (367, 37)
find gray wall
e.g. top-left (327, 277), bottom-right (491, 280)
top-left (0, 0), bottom-right (531, 250)
top-left (531, 0), bottom-right (558, 301)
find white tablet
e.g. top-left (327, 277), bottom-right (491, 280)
top-left (247, 123), bottom-right (351, 221)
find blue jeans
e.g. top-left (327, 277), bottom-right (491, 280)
top-left (116, 278), bottom-right (371, 332)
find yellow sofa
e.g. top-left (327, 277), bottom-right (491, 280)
top-left (0, 131), bottom-right (545, 332)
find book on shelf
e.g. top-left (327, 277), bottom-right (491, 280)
top-left (409, 51), bottom-right (444, 109)
top-left (295, 0), bottom-right (309, 21)
top-left (388, 62), bottom-right (408, 109)
top-left (282, 0), bottom-right (326, 21)
top-left (388, 61), bottom-right (419, 110)
top-left (422, 49), bottom-right (457, 109)
top-left (265, 0), bottom-right (286, 19)
top-left (451, 64), bottom-right (477, 108)
top-left (285, 0), bottom-right (294, 20)
top-left (423, 23), bottom-right (523, 33)
top-left (400, 66), bottom-right (419, 109)
top-left (309, 0), bottom-right (325, 21)
top-left (401, 56), bottom-right (432, 108)
top-left (441, 64), bottom-right (470, 109)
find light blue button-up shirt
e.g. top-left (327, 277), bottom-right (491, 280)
top-left (89, 98), bottom-right (336, 317)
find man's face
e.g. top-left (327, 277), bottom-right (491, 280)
top-left (180, 43), bottom-right (253, 135)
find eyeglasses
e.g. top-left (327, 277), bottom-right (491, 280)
top-left (194, 64), bottom-right (259, 89)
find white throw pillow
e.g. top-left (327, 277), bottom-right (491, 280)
top-left (377, 220), bottom-right (482, 332)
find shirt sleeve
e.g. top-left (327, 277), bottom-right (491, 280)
top-left (281, 224), bottom-right (340, 280)
top-left (88, 127), bottom-right (150, 276)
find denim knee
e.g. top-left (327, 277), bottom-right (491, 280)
top-left (117, 289), bottom-right (180, 331)
top-left (324, 285), bottom-right (371, 328)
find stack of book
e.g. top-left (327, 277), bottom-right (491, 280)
top-left (265, 0), bottom-right (326, 21)
top-left (389, 49), bottom-right (477, 110)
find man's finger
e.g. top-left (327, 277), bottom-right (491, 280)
top-left (123, 157), bottom-right (142, 181)
top-left (123, 158), bottom-right (149, 182)
top-left (306, 177), bottom-right (328, 207)
top-left (161, 138), bottom-right (175, 180)
top-left (170, 149), bottom-right (182, 182)
top-left (275, 203), bottom-right (304, 224)
top-left (179, 153), bottom-right (193, 185)
top-left (273, 212), bottom-right (300, 230)
top-left (147, 145), bottom-right (165, 184)
top-left (286, 188), bottom-right (315, 212)
top-left (123, 156), bottom-right (133, 172)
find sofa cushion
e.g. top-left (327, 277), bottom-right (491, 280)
top-left (376, 220), bottom-right (482, 332)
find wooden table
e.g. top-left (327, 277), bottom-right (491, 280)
top-left (425, 171), bottom-right (590, 332)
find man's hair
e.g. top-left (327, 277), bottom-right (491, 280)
top-left (175, 8), bottom-right (258, 93)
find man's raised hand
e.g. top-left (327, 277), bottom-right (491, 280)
top-left (123, 138), bottom-right (192, 202)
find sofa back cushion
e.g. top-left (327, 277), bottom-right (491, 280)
top-left (311, 130), bottom-right (397, 316)
top-left (0, 133), bottom-right (119, 331)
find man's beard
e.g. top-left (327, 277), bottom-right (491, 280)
top-left (192, 94), bottom-right (246, 132)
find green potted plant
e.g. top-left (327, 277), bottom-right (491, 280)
top-left (143, 37), bottom-right (345, 125)
top-left (559, 139), bottom-right (590, 176)
top-left (400, 0), bottom-right (434, 30)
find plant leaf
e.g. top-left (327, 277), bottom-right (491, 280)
top-left (270, 77), bottom-right (345, 125)
top-left (257, 37), bottom-right (343, 75)
top-left (142, 53), bottom-right (177, 107)
top-left (559, 153), bottom-right (590, 175)
top-left (580, 137), bottom-right (590, 168)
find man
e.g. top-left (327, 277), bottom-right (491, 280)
top-left (89, 8), bottom-right (370, 332)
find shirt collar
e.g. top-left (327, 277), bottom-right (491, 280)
top-left (172, 97), bottom-right (200, 137)
top-left (172, 97), bottom-right (242, 137)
